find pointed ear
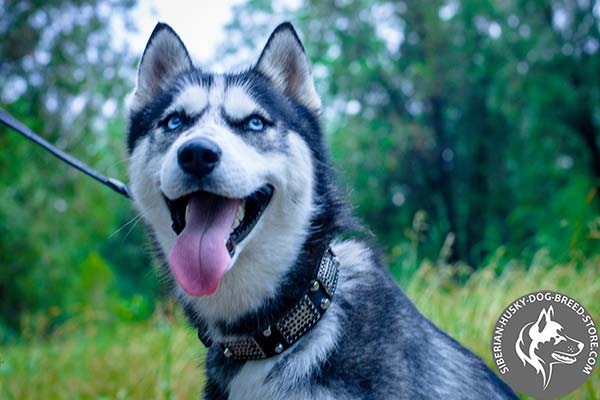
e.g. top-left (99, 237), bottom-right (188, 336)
top-left (255, 22), bottom-right (321, 112)
top-left (535, 308), bottom-right (549, 333)
top-left (132, 23), bottom-right (193, 110)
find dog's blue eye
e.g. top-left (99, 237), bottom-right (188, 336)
top-left (246, 116), bottom-right (265, 132)
top-left (167, 115), bottom-right (183, 130)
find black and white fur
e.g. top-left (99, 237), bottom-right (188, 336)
top-left (127, 22), bottom-right (518, 399)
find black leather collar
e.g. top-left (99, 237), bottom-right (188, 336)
top-left (197, 246), bottom-right (340, 360)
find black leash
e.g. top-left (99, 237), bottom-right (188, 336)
top-left (0, 107), bottom-right (131, 199)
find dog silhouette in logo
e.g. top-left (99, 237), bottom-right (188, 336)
top-left (515, 306), bottom-right (584, 389)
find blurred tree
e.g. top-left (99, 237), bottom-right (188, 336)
top-left (0, 0), bottom-right (156, 339)
top-left (221, 0), bottom-right (600, 266)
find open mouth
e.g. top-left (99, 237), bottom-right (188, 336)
top-left (165, 184), bottom-right (274, 255)
top-left (552, 351), bottom-right (577, 364)
top-left (163, 184), bottom-right (274, 297)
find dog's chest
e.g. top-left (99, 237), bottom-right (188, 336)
top-left (223, 303), bottom-right (343, 400)
top-left (227, 361), bottom-right (330, 400)
top-left (216, 242), bottom-right (370, 400)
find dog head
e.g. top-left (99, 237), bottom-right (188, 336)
top-left (515, 306), bottom-right (584, 388)
top-left (127, 23), bottom-right (331, 321)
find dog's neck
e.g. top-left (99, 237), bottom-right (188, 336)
top-left (187, 226), bottom-right (335, 333)
top-left (195, 245), bottom-right (340, 360)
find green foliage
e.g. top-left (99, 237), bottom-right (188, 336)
top-left (0, 0), bottom-right (157, 339)
top-left (223, 0), bottom-right (600, 266)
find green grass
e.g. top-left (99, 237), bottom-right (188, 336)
top-left (1, 252), bottom-right (599, 399)
top-left (400, 250), bottom-right (600, 400)
top-left (0, 311), bottom-right (203, 400)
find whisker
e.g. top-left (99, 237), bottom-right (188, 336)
top-left (121, 214), bottom-right (144, 243)
top-left (109, 214), bottom-right (143, 238)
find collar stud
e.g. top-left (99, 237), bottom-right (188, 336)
top-left (263, 326), bottom-right (272, 337)
top-left (310, 280), bottom-right (320, 291)
top-left (203, 246), bottom-right (339, 361)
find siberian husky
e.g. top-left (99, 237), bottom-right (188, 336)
top-left (127, 21), bottom-right (518, 399)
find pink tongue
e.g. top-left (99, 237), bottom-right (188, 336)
top-left (169, 193), bottom-right (241, 296)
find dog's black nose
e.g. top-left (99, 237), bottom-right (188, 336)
top-left (177, 138), bottom-right (221, 177)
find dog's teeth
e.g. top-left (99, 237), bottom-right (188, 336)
top-left (230, 203), bottom-right (245, 231)
top-left (186, 203), bottom-right (191, 221)
top-left (236, 203), bottom-right (245, 222)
